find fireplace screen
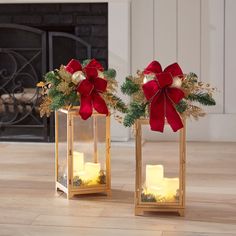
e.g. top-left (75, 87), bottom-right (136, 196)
top-left (0, 24), bottom-right (91, 141)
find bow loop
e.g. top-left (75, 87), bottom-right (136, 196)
top-left (84, 67), bottom-right (98, 79)
top-left (142, 61), bottom-right (185, 132)
top-left (65, 59), bottom-right (82, 74)
top-left (164, 63), bottom-right (183, 78)
top-left (86, 59), bottom-right (104, 72)
top-left (144, 60), bottom-right (162, 75)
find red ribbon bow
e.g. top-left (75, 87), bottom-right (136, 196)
top-left (65, 59), bottom-right (108, 120)
top-left (142, 61), bottom-right (185, 132)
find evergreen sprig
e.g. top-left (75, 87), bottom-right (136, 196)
top-left (50, 93), bottom-right (66, 110)
top-left (176, 100), bottom-right (188, 113)
top-left (45, 71), bottom-right (60, 86)
top-left (121, 77), bottom-right (140, 95)
top-left (104, 69), bottom-right (116, 79)
top-left (187, 93), bottom-right (216, 106)
top-left (105, 93), bottom-right (128, 114)
top-left (123, 101), bottom-right (147, 127)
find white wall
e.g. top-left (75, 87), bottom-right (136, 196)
top-left (1, 0), bottom-right (235, 141)
top-left (131, 0), bottom-right (236, 142)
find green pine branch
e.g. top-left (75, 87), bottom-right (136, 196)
top-left (44, 71), bottom-right (60, 86)
top-left (67, 90), bottom-right (79, 106)
top-left (123, 101), bottom-right (147, 127)
top-left (176, 99), bottom-right (188, 113)
top-left (49, 93), bottom-right (66, 110)
top-left (121, 77), bottom-right (140, 96)
top-left (106, 93), bottom-right (128, 114)
top-left (187, 93), bottom-right (216, 106)
top-left (104, 69), bottom-right (116, 79)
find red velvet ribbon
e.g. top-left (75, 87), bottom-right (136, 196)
top-left (142, 61), bottom-right (185, 132)
top-left (65, 59), bottom-right (108, 120)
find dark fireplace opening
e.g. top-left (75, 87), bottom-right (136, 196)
top-left (0, 3), bottom-right (108, 142)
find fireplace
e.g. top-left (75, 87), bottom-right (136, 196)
top-left (0, 3), bottom-right (108, 142)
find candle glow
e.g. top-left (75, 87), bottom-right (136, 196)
top-left (144, 164), bottom-right (179, 202)
top-left (73, 151), bottom-right (101, 185)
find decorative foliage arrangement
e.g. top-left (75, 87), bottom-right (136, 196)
top-left (58, 170), bottom-right (106, 188)
top-left (37, 59), bottom-right (127, 119)
top-left (121, 60), bottom-right (216, 132)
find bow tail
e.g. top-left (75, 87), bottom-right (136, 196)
top-left (79, 95), bottom-right (93, 120)
top-left (165, 98), bottom-right (183, 132)
top-left (92, 92), bottom-right (108, 115)
top-left (149, 93), bottom-right (165, 132)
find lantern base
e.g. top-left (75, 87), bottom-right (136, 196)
top-left (135, 206), bottom-right (185, 217)
top-left (56, 181), bottom-right (111, 199)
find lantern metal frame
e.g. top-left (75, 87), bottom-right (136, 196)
top-left (55, 107), bottom-right (111, 199)
top-left (134, 118), bottom-right (186, 216)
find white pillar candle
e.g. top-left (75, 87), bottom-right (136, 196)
top-left (146, 184), bottom-right (165, 197)
top-left (146, 165), bottom-right (164, 188)
top-left (84, 162), bottom-right (101, 184)
top-left (73, 151), bottom-right (84, 176)
top-left (164, 177), bottom-right (179, 200)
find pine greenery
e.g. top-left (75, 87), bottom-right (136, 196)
top-left (104, 69), bottom-right (116, 79)
top-left (176, 100), bottom-right (188, 113)
top-left (120, 71), bottom-right (216, 126)
top-left (45, 71), bottom-right (60, 86)
top-left (50, 93), bottom-right (66, 110)
top-left (187, 93), bottom-right (216, 106)
top-left (105, 93), bottom-right (128, 113)
top-left (121, 77), bottom-right (140, 95)
top-left (123, 101), bottom-right (147, 127)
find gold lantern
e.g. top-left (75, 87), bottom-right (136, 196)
top-left (135, 118), bottom-right (186, 216)
top-left (55, 107), bottom-right (111, 199)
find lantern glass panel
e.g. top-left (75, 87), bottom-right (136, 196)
top-left (57, 111), bottom-right (68, 187)
top-left (72, 115), bottom-right (107, 188)
top-left (140, 124), bottom-right (181, 205)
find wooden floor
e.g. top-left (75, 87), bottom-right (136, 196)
top-left (0, 142), bottom-right (236, 236)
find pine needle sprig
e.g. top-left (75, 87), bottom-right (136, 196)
top-left (187, 93), bottom-right (216, 106)
top-left (49, 93), bottom-right (66, 110)
top-left (121, 77), bottom-right (140, 95)
top-left (103, 93), bottom-right (128, 114)
top-left (176, 100), bottom-right (188, 113)
top-left (104, 69), bottom-right (116, 79)
top-left (44, 71), bottom-right (60, 86)
top-left (123, 101), bottom-right (148, 127)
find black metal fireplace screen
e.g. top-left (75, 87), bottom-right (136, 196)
top-left (0, 23), bottom-right (91, 141)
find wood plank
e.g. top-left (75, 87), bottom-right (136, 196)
top-left (0, 224), bottom-right (162, 236)
top-left (225, 0), bottom-right (236, 113)
top-left (177, 0), bottom-right (201, 75)
top-left (131, 0), bottom-right (154, 73)
top-left (154, 0), bottom-right (177, 66)
top-left (201, 0), bottom-right (224, 113)
top-left (108, 1), bottom-right (131, 141)
top-left (0, 142), bottom-right (236, 235)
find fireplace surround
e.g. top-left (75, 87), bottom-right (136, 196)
top-left (0, 3), bottom-right (108, 141)
top-left (0, 0), bottom-right (130, 142)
